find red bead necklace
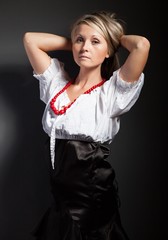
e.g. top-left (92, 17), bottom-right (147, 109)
top-left (50, 79), bottom-right (105, 115)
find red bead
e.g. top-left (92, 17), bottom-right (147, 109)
top-left (50, 79), bottom-right (105, 115)
top-left (59, 109), bottom-right (64, 114)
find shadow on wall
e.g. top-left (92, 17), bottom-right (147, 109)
top-left (0, 52), bottom-right (78, 240)
top-left (0, 65), bottom-right (52, 240)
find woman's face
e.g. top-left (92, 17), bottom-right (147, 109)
top-left (72, 24), bottom-right (109, 69)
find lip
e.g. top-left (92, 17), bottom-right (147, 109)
top-left (79, 55), bottom-right (90, 59)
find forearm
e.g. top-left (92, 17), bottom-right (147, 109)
top-left (23, 32), bottom-right (72, 52)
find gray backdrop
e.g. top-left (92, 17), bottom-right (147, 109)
top-left (0, 0), bottom-right (167, 240)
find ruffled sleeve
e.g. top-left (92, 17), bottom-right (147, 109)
top-left (106, 69), bottom-right (144, 117)
top-left (33, 58), bottom-right (69, 104)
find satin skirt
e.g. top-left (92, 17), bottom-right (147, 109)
top-left (32, 139), bottom-right (129, 240)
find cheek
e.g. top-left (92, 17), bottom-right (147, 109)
top-left (72, 47), bottom-right (80, 65)
top-left (72, 44), bottom-right (79, 56)
top-left (72, 46), bottom-right (77, 57)
top-left (95, 49), bottom-right (108, 62)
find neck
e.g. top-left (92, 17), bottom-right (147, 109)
top-left (74, 68), bottom-right (102, 87)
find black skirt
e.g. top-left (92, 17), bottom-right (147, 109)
top-left (32, 139), bottom-right (129, 240)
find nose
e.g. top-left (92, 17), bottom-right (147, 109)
top-left (81, 40), bottom-right (90, 52)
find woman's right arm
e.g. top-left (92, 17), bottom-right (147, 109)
top-left (23, 32), bottom-right (72, 74)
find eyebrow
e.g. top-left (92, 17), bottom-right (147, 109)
top-left (75, 33), bottom-right (102, 39)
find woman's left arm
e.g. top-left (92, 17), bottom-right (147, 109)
top-left (119, 35), bottom-right (150, 82)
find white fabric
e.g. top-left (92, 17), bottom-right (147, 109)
top-left (33, 58), bottom-right (144, 168)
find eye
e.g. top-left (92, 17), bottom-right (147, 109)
top-left (92, 39), bottom-right (100, 45)
top-left (76, 36), bottom-right (83, 43)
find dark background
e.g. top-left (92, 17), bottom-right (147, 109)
top-left (0, 1), bottom-right (167, 240)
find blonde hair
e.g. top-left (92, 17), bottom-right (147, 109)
top-left (71, 11), bottom-right (125, 79)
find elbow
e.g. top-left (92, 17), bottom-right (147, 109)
top-left (137, 36), bottom-right (150, 53)
top-left (23, 32), bottom-right (34, 46)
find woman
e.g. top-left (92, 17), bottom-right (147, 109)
top-left (23, 11), bottom-right (150, 240)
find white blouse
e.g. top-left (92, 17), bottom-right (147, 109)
top-left (33, 58), bottom-right (144, 168)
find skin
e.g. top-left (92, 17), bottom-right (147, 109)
top-left (23, 23), bottom-right (150, 103)
top-left (68, 24), bottom-right (110, 101)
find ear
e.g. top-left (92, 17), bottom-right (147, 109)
top-left (105, 50), bottom-right (110, 58)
